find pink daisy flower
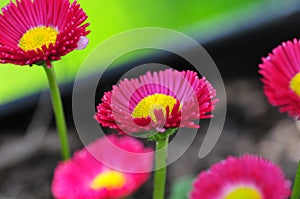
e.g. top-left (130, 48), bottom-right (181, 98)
top-left (52, 135), bottom-right (153, 199)
top-left (189, 154), bottom-right (291, 199)
top-left (259, 39), bottom-right (300, 119)
top-left (95, 69), bottom-right (217, 134)
top-left (0, 0), bottom-right (90, 67)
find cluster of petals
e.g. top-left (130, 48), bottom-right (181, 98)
top-left (259, 39), bottom-right (300, 119)
top-left (0, 0), bottom-right (90, 67)
top-left (52, 135), bottom-right (153, 199)
top-left (95, 69), bottom-right (217, 134)
top-left (189, 154), bottom-right (291, 199)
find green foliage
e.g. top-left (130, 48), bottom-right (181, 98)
top-left (169, 176), bottom-right (195, 199)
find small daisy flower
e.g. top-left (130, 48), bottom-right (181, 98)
top-left (0, 0), bottom-right (90, 67)
top-left (259, 39), bottom-right (300, 119)
top-left (52, 135), bottom-right (153, 199)
top-left (189, 154), bottom-right (291, 199)
top-left (95, 69), bottom-right (217, 134)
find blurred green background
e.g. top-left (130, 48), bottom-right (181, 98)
top-left (0, 0), bottom-right (296, 106)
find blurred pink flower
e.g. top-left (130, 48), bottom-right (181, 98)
top-left (0, 0), bottom-right (90, 67)
top-left (259, 39), bottom-right (300, 119)
top-left (52, 135), bottom-right (153, 199)
top-left (95, 69), bottom-right (217, 134)
top-left (189, 154), bottom-right (291, 199)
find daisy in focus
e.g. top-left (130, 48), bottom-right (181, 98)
top-left (95, 69), bottom-right (217, 134)
top-left (0, 0), bottom-right (90, 67)
top-left (259, 39), bottom-right (300, 119)
top-left (189, 154), bottom-right (291, 199)
top-left (52, 135), bottom-right (153, 199)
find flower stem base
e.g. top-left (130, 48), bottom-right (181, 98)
top-left (151, 128), bottom-right (177, 199)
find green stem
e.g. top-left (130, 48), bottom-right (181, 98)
top-left (153, 134), bottom-right (169, 199)
top-left (291, 161), bottom-right (300, 199)
top-left (43, 65), bottom-right (70, 160)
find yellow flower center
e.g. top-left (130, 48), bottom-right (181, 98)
top-left (19, 26), bottom-right (58, 51)
top-left (225, 186), bottom-right (262, 199)
top-left (131, 94), bottom-right (177, 122)
top-left (290, 72), bottom-right (300, 97)
top-left (90, 170), bottom-right (126, 190)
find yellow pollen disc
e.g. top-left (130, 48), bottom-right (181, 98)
top-left (290, 72), bottom-right (300, 97)
top-left (19, 26), bottom-right (58, 51)
top-left (90, 170), bottom-right (126, 190)
top-left (131, 94), bottom-right (177, 122)
top-left (225, 186), bottom-right (262, 199)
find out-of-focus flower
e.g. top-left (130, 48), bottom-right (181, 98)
top-left (0, 0), bottom-right (90, 67)
top-left (189, 154), bottom-right (291, 199)
top-left (95, 69), bottom-right (217, 134)
top-left (52, 135), bottom-right (153, 199)
top-left (259, 39), bottom-right (300, 119)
